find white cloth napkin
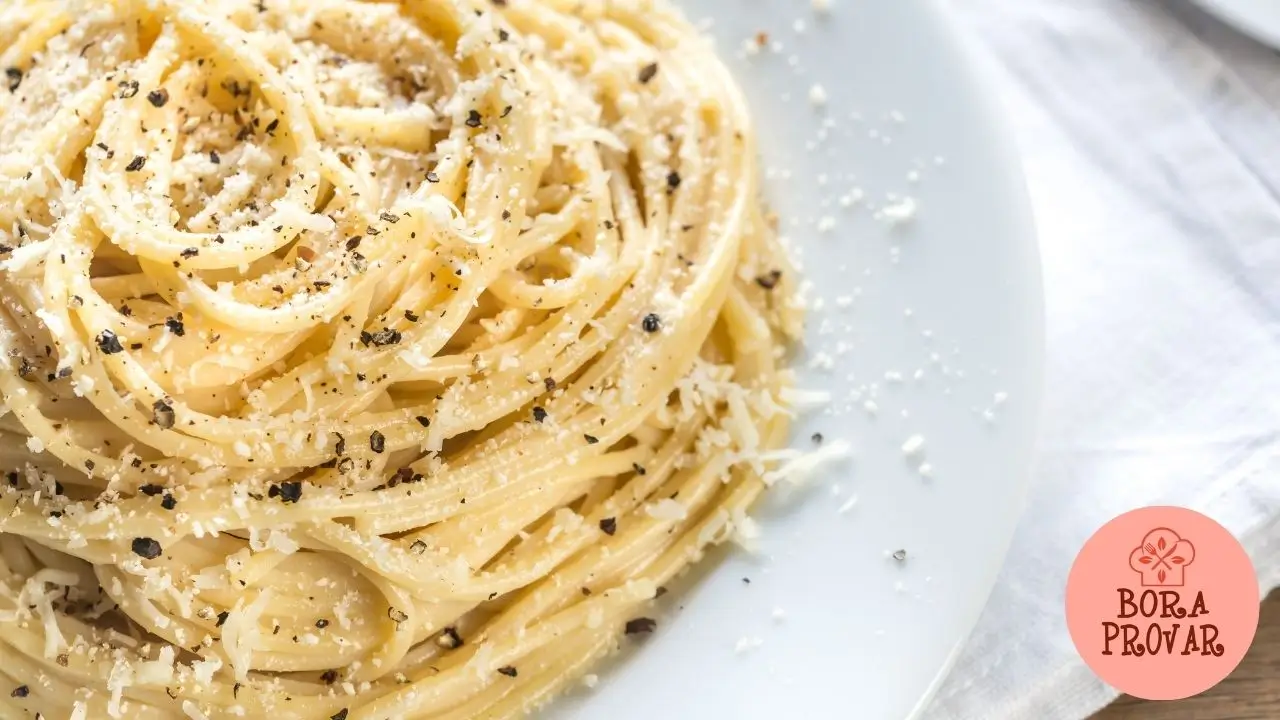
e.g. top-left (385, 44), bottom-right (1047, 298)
top-left (923, 1), bottom-right (1280, 718)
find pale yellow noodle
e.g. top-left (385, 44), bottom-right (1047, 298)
top-left (0, 0), bottom-right (803, 717)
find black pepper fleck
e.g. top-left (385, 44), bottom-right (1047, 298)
top-left (370, 430), bottom-right (386, 454)
top-left (642, 313), bottom-right (661, 333)
top-left (584, 434), bottom-right (599, 445)
top-left (532, 406), bottom-right (547, 423)
top-left (275, 481), bottom-right (303, 504)
top-left (638, 63), bottom-right (659, 84)
top-left (161, 494), bottom-right (176, 510)
top-left (5, 68), bottom-right (21, 93)
top-left (131, 537), bottom-right (162, 559)
top-left (165, 314), bottom-right (185, 336)
top-left (755, 269), bottom-right (782, 290)
top-left (125, 155), bottom-right (146, 172)
top-left (497, 666), bottom-right (518, 677)
top-left (666, 170), bottom-right (681, 191)
top-left (599, 517), bottom-right (617, 535)
top-left (363, 328), bottom-right (402, 347)
top-left (216, 610), bottom-right (230, 627)
top-left (415, 416), bottom-right (431, 427)
top-left (147, 88), bottom-right (169, 107)
top-left (625, 617), bottom-right (657, 634)
top-left (465, 109), bottom-right (482, 128)
top-left (320, 669), bottom-right (339, 684)
top-left (152, 400), bottom-right (175, 429)
top-left (96, 330), bottom-right (124, 354)
top-left (440, 626), bottom-right (463, 648)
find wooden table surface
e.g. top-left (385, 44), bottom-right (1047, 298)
top-left (1093, 591), bottom-right (1280, 719)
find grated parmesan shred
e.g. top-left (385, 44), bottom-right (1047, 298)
top-left (221, 589), bottom-right (272, 683)
top-left (182, 700), bottom-right (211, 720)
top-left (107, 657), bottom-right (133, 718)
top-left (646, 498), bottom-right (688, 521)
top-left (762, 440), bottom-right (853, 487)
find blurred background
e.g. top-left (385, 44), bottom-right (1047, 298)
top-left (924, 1), bottom-right (1280, 718)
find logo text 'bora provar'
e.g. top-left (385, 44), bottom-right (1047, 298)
top-left (1101, 589), bottom-right (1224, 657)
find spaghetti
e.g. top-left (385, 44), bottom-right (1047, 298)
top-left (0, 0), bottom-right (805, 717)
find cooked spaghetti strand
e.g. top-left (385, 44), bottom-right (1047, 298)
top-left (0, 0), bottom-right (806, 717)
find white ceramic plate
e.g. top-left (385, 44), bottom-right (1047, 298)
top-left (1189, 0), bottom-right (1280, 49)
top-left (554, 1), bottom-right (1044, 718)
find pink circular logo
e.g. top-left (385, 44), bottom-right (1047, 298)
top-left (1066, 506), bottom-right (1259, 700)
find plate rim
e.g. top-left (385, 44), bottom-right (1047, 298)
top-left (904, 1), bottom-right (1047, 715)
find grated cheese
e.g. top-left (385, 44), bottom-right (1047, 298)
top-left (777, 387), bottom-right (831, 412)
top-left (107, 657), bottom-right (133, 718)
top-left (182, 700), bottom-right (211, 720)
top-left (881, 197), bottom-right (918, 225)
top-left (808, 84), bottom-right (827, 107)
top-left (762, 439), bottom-right (852, 487)
top-left (730, 509), bottom-right (761, 551)
top-left (221, 590), bottom-right (272, 682)
top-left (901, 434), bottom-right (925, 457)
top-left (271, 199), bottom-right (336, 234)
top-left (192, 656), bottom-right (222, 686)
top-left (136, 646), bottom-right (176, 685)
top-left (646, 498), bottom-right (688, 521)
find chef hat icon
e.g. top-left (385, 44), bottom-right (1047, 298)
top-left (1129, 527), bottom-right (1195, 587)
